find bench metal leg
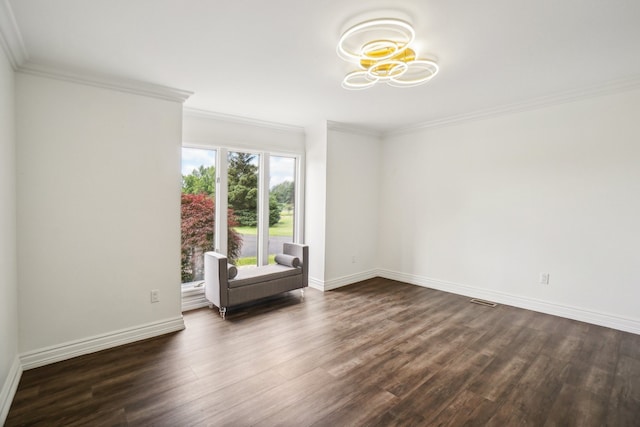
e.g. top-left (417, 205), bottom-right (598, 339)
top-left (219, 306), bottom-right (227, 319)
top-left (300, 288), bottom-right (305, 299)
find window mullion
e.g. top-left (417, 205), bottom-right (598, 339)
top-left (258, 153), bottom-right (270, 265)
top-left (294, 155), bottom-right (304, 244)
top-left (215, 148), bottom-right (228, 256)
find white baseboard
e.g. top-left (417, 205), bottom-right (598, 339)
top-left (20, 316), bottom-right (186, 370)
top-left (378, 269), bottom-right (640, 335)
top-left (324, 270), bottom-right (378, 291)
top-left (308, 270), bottom-right (378, 292)
top-left (0, 356), bottom-right (22, 425)
top-left (308, 276), bottom-right (325, 291)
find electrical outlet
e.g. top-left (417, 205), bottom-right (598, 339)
top-left (539, 273), bottom-right (550, 285)
top-left (151, 289), bottom-right (160, 303)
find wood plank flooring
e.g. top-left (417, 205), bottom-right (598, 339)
top-left (6, 278), bottom-right (640, 426)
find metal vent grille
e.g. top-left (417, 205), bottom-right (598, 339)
top-left (469, 298), bottom-right (498, 308)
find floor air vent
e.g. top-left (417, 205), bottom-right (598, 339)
top-left (470, 298), bottom-right (498, 308)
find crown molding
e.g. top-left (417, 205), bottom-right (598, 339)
top-left (327, 120), bottom-right (382, 138)
top-left (184, 107), bottom-right (305, 133)
top-left (17, 62), bottom-right (193, 103)
top-left (0, 0), bottom-right (28, 68)
top-left (385, 75), bottom-right (640, 138)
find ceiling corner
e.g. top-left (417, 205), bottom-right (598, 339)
top-left (0, 0), bottom-right (28, 69)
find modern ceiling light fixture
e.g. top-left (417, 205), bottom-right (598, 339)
top-left (337, 18), bottom-right (439, 90)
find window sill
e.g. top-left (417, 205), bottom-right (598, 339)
top-left (181, 281), bottom-right (208, 312)
top-left (182, 280), bottom-right (205, 294)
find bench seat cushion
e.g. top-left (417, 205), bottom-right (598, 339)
top-left (228, 264), bottom-right (301, 288)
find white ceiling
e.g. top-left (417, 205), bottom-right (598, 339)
top-left (8, 0), bottom-right (640, 132)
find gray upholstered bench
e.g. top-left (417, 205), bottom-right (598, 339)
top-left (204, 243), bottom-right (308, 318)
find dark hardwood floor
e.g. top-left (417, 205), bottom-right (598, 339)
top-left (6, 278), bottom-right (640, 426)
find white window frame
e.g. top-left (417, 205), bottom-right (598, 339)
top-left (214, 147), bottom-right (228, 256)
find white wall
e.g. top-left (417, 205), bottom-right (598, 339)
top-left (304, 121), bottom-right (328, 286)
top-left (16, 73), bottom-right (185, 358)
top-left (0, 44), bottom-right (19, 422)
top-left (183, 110), bottom-right (305, 154)
top-left (302, 122), bottom-right (382, 290)
top-left (324, 126), bottom-right (381, 288)
top-left (379, 89), bottom-right (640, 330)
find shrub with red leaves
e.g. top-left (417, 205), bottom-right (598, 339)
top-left (181, 193), bottom-right (242, 282)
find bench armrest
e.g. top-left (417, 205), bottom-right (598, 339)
top-left (283, 243), bottom-right (308, 287)
top-left (204, 251), bottom-right (229, 308)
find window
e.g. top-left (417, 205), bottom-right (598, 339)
top-left (268, 156), bottom-right (296, 264)
top-left (227, 151), bottom-right (260, 266)
top-left (180, 147), bottom-right (216, 286)
top-left (181, 146), bottom-right (303, 296)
